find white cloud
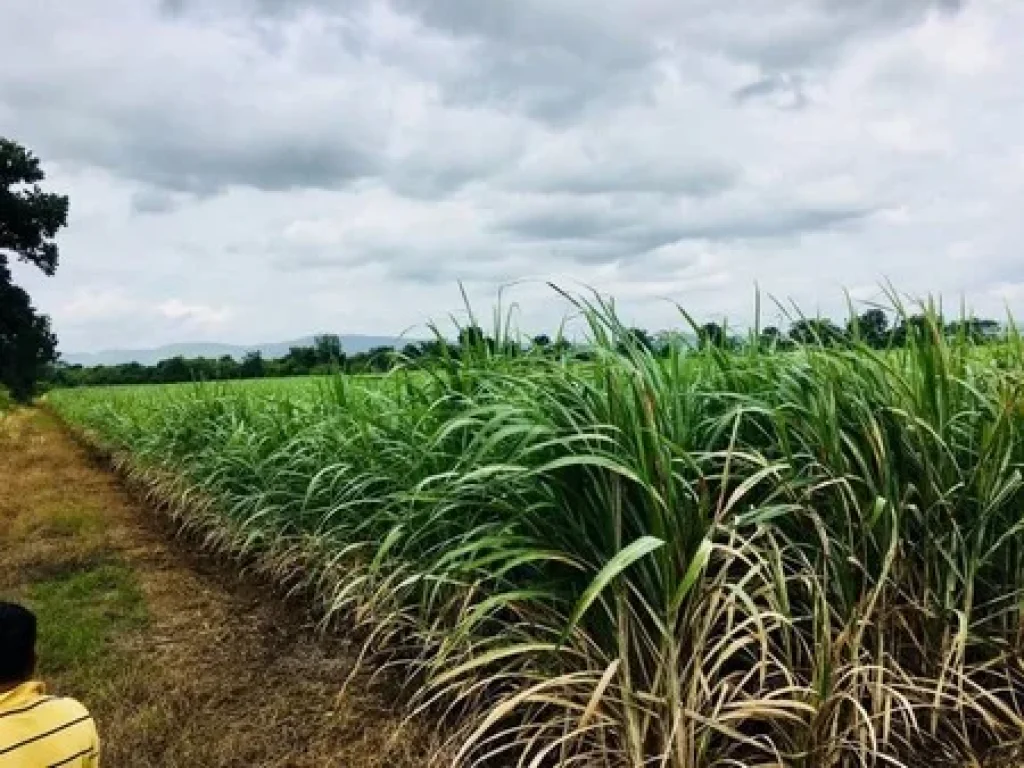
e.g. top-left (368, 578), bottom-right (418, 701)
top-left (3, 0), bottom-right (1024, 354)
top-left (57, 288), bottom-right (140, 323)
top-left (990, 282), bottom-right (1024, 302)
top-left (158, 299), bottom-right (233, 327)
top-left (46, 286), bottom-right (232, 350)
top-left (913, 8), bottom-right (1000, 76)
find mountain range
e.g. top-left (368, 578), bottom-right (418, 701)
top-left (62, 335), bottom-right (414, 367)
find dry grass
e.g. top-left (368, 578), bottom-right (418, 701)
top-left (0, 408), bottom-right (441, 768)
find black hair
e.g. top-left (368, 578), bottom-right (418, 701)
top-left (0, 602), bottom-right (37, 684)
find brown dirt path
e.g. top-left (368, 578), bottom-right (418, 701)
top-left (0, 408), bottom-right (438, 767)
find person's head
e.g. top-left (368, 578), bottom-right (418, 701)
top-left (0, 602), bottom-right (37, 686)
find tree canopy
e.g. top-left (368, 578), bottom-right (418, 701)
top-left (0, 138), bottom-right (69, 400)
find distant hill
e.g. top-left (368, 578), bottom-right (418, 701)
top-left (62, 335), bottom-right (415, 367)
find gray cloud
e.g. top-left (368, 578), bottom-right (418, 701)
top-left (164, 0), bottom-right (968, 120)
top-left (391, 0), bottom-right (965, 122)
top-left (733, 74), bottom-right (809, 110)
top-left (496, 198), bottom-right (877, 264)
top-left (1, 3), bottom-right (389, 196)
top-left (5, 0), bottom-right (1023, 355)
top-left (524, 162), bottom-right (737, 198)
top-left (709, 0), bottom-right (964, 71)
top-left (670, 206), bottom-right (877, 242)
top-left (2, 81), bottom-right (384, 196)
top-left (130, 189), bottom-right (179, 215)
top-left (393, 0), bottom-right (655, 121)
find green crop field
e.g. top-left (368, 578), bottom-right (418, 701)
top-left (46, 298), bottom-right (1024, 767)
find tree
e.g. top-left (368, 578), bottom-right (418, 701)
top-left (459, 325), bottom-right (486, 347)
top-left (401, 343), bottom-right (423, 360)
top-left (788, 318), bottom-right (847, 347)
top-left (654, 331), bottom-right (688, 356)
top-left (946, 317), bottom-right (1000, 344)
top-left (282, 345), bottom-right (317, 374)
top-left (618, 327), bottom-right (654, 355)
top-left (363, 345), bottom-right (396, 373)
top-left (155, 355), bottom-right (191, 383)
top-left (848, 309), bottom-right (889, 349)
top-left (217, 354), bottom-right (240, 379)
top-left (0, 138), bottom-right (69, 400)
top-left (890, 314), bottom-right (937, 347)
top-left (698, 322), bottom-right (727, 350)
top-left (239, 351), bottom-right (265, 378)
top-left (758, 326), bottom-right (785, 350)
top-left (0, 281), bottom-right (57, 400)
top-left (313, 334), bottom-right (343, 366)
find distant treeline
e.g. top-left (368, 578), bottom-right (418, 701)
top-left (712, 311), bottom-right (1003, 351)
top-left (50, 310), bottom-right (1005, 388)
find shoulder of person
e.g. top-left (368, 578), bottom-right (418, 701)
top-left (46, 696), bottom-right (94, 722)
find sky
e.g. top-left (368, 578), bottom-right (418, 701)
top-left (3, 0), bottom-right (1023, 353)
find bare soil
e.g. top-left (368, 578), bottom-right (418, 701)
top-left (0, 408), bottom-right (440, 767)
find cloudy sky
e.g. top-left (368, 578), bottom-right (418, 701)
top-left (3, 0), bottom-right (1022, 353)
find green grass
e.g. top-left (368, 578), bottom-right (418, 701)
top-left (12, 505), bottom-right (108, 541)
top-left (46, 292), bottom-right (1024, 767)
top-left (28, 563), bottom-right (147, 680)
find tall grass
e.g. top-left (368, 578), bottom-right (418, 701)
top-left (48, 293), bottom-right (1024, 766)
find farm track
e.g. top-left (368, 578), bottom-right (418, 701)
top-left (0, 408), bottom-right (438, 768)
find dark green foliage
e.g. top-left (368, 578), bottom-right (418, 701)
top-left (0, 138), bottom-right (69, 276)
top-left (698, 322), bottom-right (727, 349)
top-left (847, 308), bottom-right (890, 348)
top-left (890, 313), bottom-right (934, 347)
top-left (757, 325), bottom-right (788, 350)
top-left (619, 327), bottom-right (654, 353)
top-left (401, 342), bottom-right (423, 359)
top-left (0, 138), bottom-right (69, 400)
top-left (788, 317), bottom-right (848, 346)
top-left (313, 334), bottom-right (344, 366)
top-left (0, 274), bottom-right (58, 400)
top-left (946, 317), bottom-right (1000, 343)
top-left (238, 350), bottom-right (265, 378)
top-left (458, 325), bottom-right (487, 348)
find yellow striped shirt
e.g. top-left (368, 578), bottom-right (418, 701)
top-left (0, 682), bottom-right (99, 767)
